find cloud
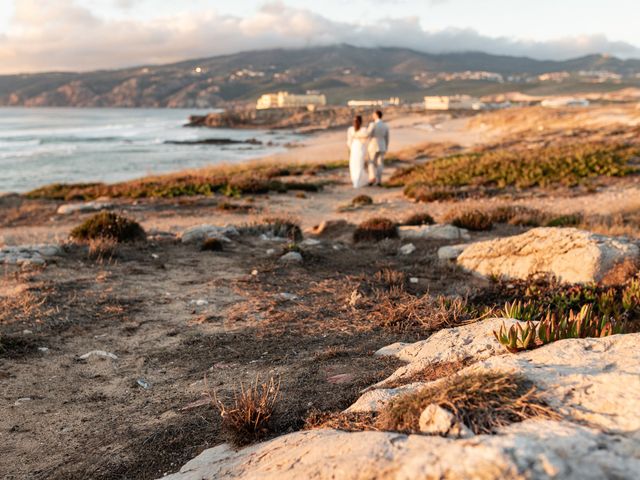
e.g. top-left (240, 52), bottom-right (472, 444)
top-left (0, 0), bottom-right (638, 74)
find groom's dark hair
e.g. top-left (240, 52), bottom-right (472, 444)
top-left (375, 110), bottom-right (383, 119)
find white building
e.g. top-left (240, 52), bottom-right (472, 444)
top-left (347, 97), bottom-right (401, 108)
top-left (256, 91), bottom-right (327, 110)
top-left (424, 95), bottom-right (485, 111)
top-left (540, 97), bottom-right (590, 108)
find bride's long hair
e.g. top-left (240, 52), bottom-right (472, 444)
top-left (353, 115), bottom-right (363, 132)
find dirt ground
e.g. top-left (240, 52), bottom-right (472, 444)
top-left (3, 104), bottom-right (640, 479)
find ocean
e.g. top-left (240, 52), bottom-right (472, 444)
top-left (0, 108), bottom-right (300, 193)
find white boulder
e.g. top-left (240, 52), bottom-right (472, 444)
top-left (56, 201), bottom-right (113, 215)
top-left (399, 224), bottom-right (470, 241)
top-left (437, 244), bottom-right (468, 261)
top-left (457, 227), bottom-right (639, 285)
top-left (279, 251), bottom-right (303, 264)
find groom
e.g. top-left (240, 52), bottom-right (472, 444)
top-left (366, 110), bottom-right (390, 186)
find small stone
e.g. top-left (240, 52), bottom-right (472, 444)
top-left (409, 277), bottom-right (419, 284)
top-left (300, 238), bottom-right (321, 247)
top-left (399, 224), bottom-right (470, 241)
top-left (38, 347), bottom-right (49, 353)
top-left (14, 397), bottom-right (32, 406)
top-left (275, 292), bottom-right (299, 301)
top-left (279, 251), bottom-right (303, 264)
top-left (438, 244), bottom-right (469, 261)
top-left (399, 243), bottom-right (416, 255)
top-left (79, 350), bottom-right (118, 360)
top-left (419, 404), bottom-right (474, 438)
top-left (251, 269), bottom-right (259, 276)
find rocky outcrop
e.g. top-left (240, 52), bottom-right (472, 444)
top-left (56, 201), bottom-right (113, 215)
top-left (457, 227), bottom-right (639, 285)
top-left (0, 244), bottom-right (63, 266)
top-left (164, 328), bottom-right (640, 480)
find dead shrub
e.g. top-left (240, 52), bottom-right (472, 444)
top-left (353, 217), bottom-right (398, 243)
top-left (445, 209), bottom-right (493, 231)
top-left (363, 288), bottom-right (475, 334)
top-left (379, 360), bottom-right (471, 389)
top-left (304, 410), bottom-right (378, 432)
top-left (88, 237), bottom-right (118, 262)
top-left (239, 217), bottom-right (303, 242)
top-left (70, 211), bottom-right (146, 242)
top-left (373, 268), bottom-right (406, 289)
top-left (211, 376), bottom-right (281, 447)
top-left (402, 212), bottom-right (435, 226)
top-left (201, 238), bottom-right (224, 252)
top-left (351, 194), bottom-right (373, 207)
top-left (377, 371), bottom-right (558, 435)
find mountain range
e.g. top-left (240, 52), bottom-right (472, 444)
top-left (2, 45), bottom-right (640, 108)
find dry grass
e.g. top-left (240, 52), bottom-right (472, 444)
top-left (353, 217), bottom-right (398, 243)
top-left (445, 209), bottom-right (493, 231)
top-left (377, 371), bottom-right (559, 435)
top-left (88, 237), bottom-right (119, 262)
top-left (357, 287), bottom-right (481, 334)
top-left (351, 194), bottom-right (373, 207)
top-left (238, 217), bottom-right (303, 242)
top-left (0, 289), bottom-right (52, 325)
top-left (211, 376), bottom-right (281, 447)
top-left (379, 360), bottom-right (471, 389)
top-left (402, 212), bottom-right (435, 226)
top-left (304, 411), bottom-right (379, 432)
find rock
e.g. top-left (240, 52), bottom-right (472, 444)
top-left (419, 404), bottom-right (474, 438)
top-left (437, 244), bottom-right (468, 261)
top-left (275, 293), bottom-right (298, 301)
top-left (371, 318), bottom-right (522, 389)
top-left (162, 421), bottom-right (640, 480)
top-left (79, 350), bottom-right (118, 360)
top-left (409, 277), bottom-right (419, 284)
top-left (279, 252), bottom-right (303, 264)
top-left (56, 201), bottom-right (113, 215)
top-left (14, 397), bottom-right (33, 406)
top-left (399, 243), bottom-right (416, 255)
top-left (345, 383), bottom-right (425, 413)
top-left (300, 238), bottom-right (321, 247)
top-left (457, 227), bottom-right (640, 285)
top-left (398, 224), bottom-right (470, 241)
top-left (310, 220), bottom-right (355, 241)
top-left (374, 342), bottom-right (411, 357)
top-left (180, 225), bottom-right (238, 244)
top-left (0, 244), bottom-right (62, 266)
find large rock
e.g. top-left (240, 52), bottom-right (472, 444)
top-left (163, 421), bottom-right (640, 480)
top-left (179, 225), bottom-right (238, 244)
top-left (398, 224), bottom-right (470, 241)
top-left (457, 227), bottom-right (639, 285)
top-left (165, 329), bottom-right (640, 479)
top-left (56, 201), bottom-right (113, 215)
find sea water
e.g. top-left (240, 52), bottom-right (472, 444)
top-left (0, 108), bottom-right (300, 193)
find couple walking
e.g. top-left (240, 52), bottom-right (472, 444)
top-left (347, 110), bottom-right (390, 188)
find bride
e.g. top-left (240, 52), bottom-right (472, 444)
top-left (347, 115), bottom-right (370, 188)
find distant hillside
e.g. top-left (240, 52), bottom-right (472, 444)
top-left (2, 45), bottom-right (640, 107)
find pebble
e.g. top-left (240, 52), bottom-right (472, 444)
top-left (399, 243), bottom-right (417, 255)
top-left (79, 350), bottom-right (118, 360)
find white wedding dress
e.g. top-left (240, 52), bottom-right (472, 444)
top-left (347, 126), bottom-right (369, 188)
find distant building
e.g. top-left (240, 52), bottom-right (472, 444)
top-left (256, 91), bottom-right (327, 110)
top-left (541, 97), bottom-right (590, 108)
top-left (347, 97), bottom-right (401, 108)
top-left (424, 95), bottom-right (485, 111)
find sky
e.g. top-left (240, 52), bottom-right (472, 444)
top-left (0, 0), bottom-right (638, 74)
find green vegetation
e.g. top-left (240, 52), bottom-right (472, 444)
top-left (545, 214), bottom-right (583, 227)
top-left (70, 212), bottom-right (146, 243)
top-left (377, 371), bottom-right (557, 435)
top-left (27, 162), bottom-right (329, 201)
top-left (353, 217), bottom-right (398, 243)
top-left (493, 279), bottom-right (640, 352)
top-left (390, 142), bottom-right (639, 201)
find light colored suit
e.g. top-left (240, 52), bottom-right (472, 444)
top-left (367, 119), bottom-right (389, 184)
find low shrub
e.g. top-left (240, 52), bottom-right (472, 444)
top-left (70, 211), bottom-right (146, 242)
top-left (445, 209), bottom-right (493, 231)
top-left (351, 194), bottom-right (373, 207)
top-left (240, 217), bottom-right (303, 242)
top-left (402, 212), bottom-right (435, 226)
top-left (545, 214), bottom-right (583, 227)
top-left (353, 217), bottom-right (398, 243)
top-left (201, 238), bottom-right (224, 252)
top-left (377, 371), bottom-right (558, 435)
top-left (212, 377), bottom-right (280, 446)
